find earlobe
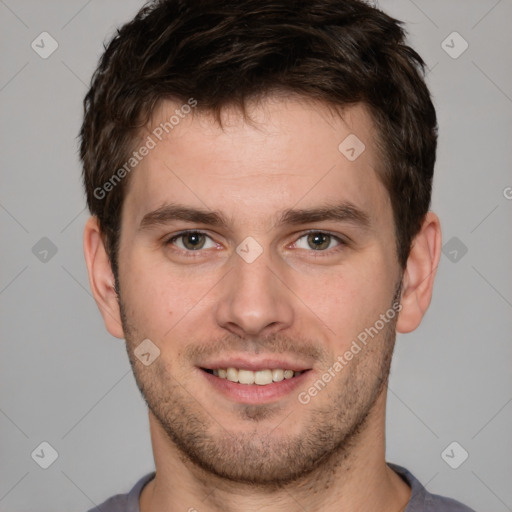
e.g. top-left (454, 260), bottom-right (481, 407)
top-left (396, 212), bottom-right (442, 334)
top-left (83, 216), bottom-right (125, 339)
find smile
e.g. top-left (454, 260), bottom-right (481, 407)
top-left (203, 367), bottom-right (305, 385)
top-left (200, 365), bottom-right (312, 404)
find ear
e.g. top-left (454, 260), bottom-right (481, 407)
top-left (396, 211), bottom-right (442, 334)
top-left (83, 216), bottom-right (124, 339)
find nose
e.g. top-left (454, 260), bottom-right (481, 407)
top-left (214, 247), bottom-right (294, 338)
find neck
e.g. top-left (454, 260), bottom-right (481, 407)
top-left (140, 389), bottom-right (411, 512)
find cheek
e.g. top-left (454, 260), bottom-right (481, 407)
top-left (297, 255), bottom-right (396, 347)
top-left (120, 249), bottom-right (218, 337)
top-left (119, 251), bottom-right (175, 334)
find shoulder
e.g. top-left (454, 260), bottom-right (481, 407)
top-left (388, 463), bottom-right (477, 512)
top-left (86, 493), bottom-right (128, 512)
top-left (425, 492), bottom-right (477, 512)
top-left (85, 472), bottom-right (156, 512)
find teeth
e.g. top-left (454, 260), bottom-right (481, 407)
top-left (254, 369), bottom-right (273, 385)
top-left (213, 367), bottom-right (303, 385)
top-left (272, 369), bottom-right (284, 382)
top-left (238, 369), bottom-right (255, 385)
top-left (226, 367), bottom-right (238, 382)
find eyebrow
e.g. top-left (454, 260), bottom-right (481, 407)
top-left (139, 201), bottom-right (371, 231)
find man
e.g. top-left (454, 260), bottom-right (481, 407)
top-left (80, 0), bottom-right (476, 510)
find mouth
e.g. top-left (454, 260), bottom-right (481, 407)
top-left (198, 361), bottom-right (313, 404)
top-left (201, 367), bottom-right (306, 385)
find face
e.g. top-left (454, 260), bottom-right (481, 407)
top-left (116, 97), bottom-right (402, 485)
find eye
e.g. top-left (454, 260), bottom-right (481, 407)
top-left (165, 230), bottom-right (346, 256)
top-left (166, 231), bottom-right (217, 251)
top-left (294, 231), bottom-right (343, 251)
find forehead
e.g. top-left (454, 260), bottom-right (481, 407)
top-left (122, 96), bottom-right (391, 229)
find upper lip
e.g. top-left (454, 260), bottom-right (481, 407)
top-left (198, 356), bottom-right (313, 372)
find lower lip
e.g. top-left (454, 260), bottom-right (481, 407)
top-left (200, 369), bottom-right (311, 404)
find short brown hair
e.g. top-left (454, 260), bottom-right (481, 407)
top-left (80, 0), bottom-right (437, 275)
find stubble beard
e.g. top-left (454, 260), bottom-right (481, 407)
top-left (119, 293), bottom-right (399, 488)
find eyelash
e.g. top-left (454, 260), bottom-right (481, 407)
top-left (164, 230), bottom-right (348, 258)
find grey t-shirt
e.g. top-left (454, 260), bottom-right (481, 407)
top-left (87, 463), bottom-right (476, 512)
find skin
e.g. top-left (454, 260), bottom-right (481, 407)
top-left (84, 95), bottom-right (442, 512)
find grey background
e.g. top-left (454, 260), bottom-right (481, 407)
top-left (1, 0), bottom-right (511, 510)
